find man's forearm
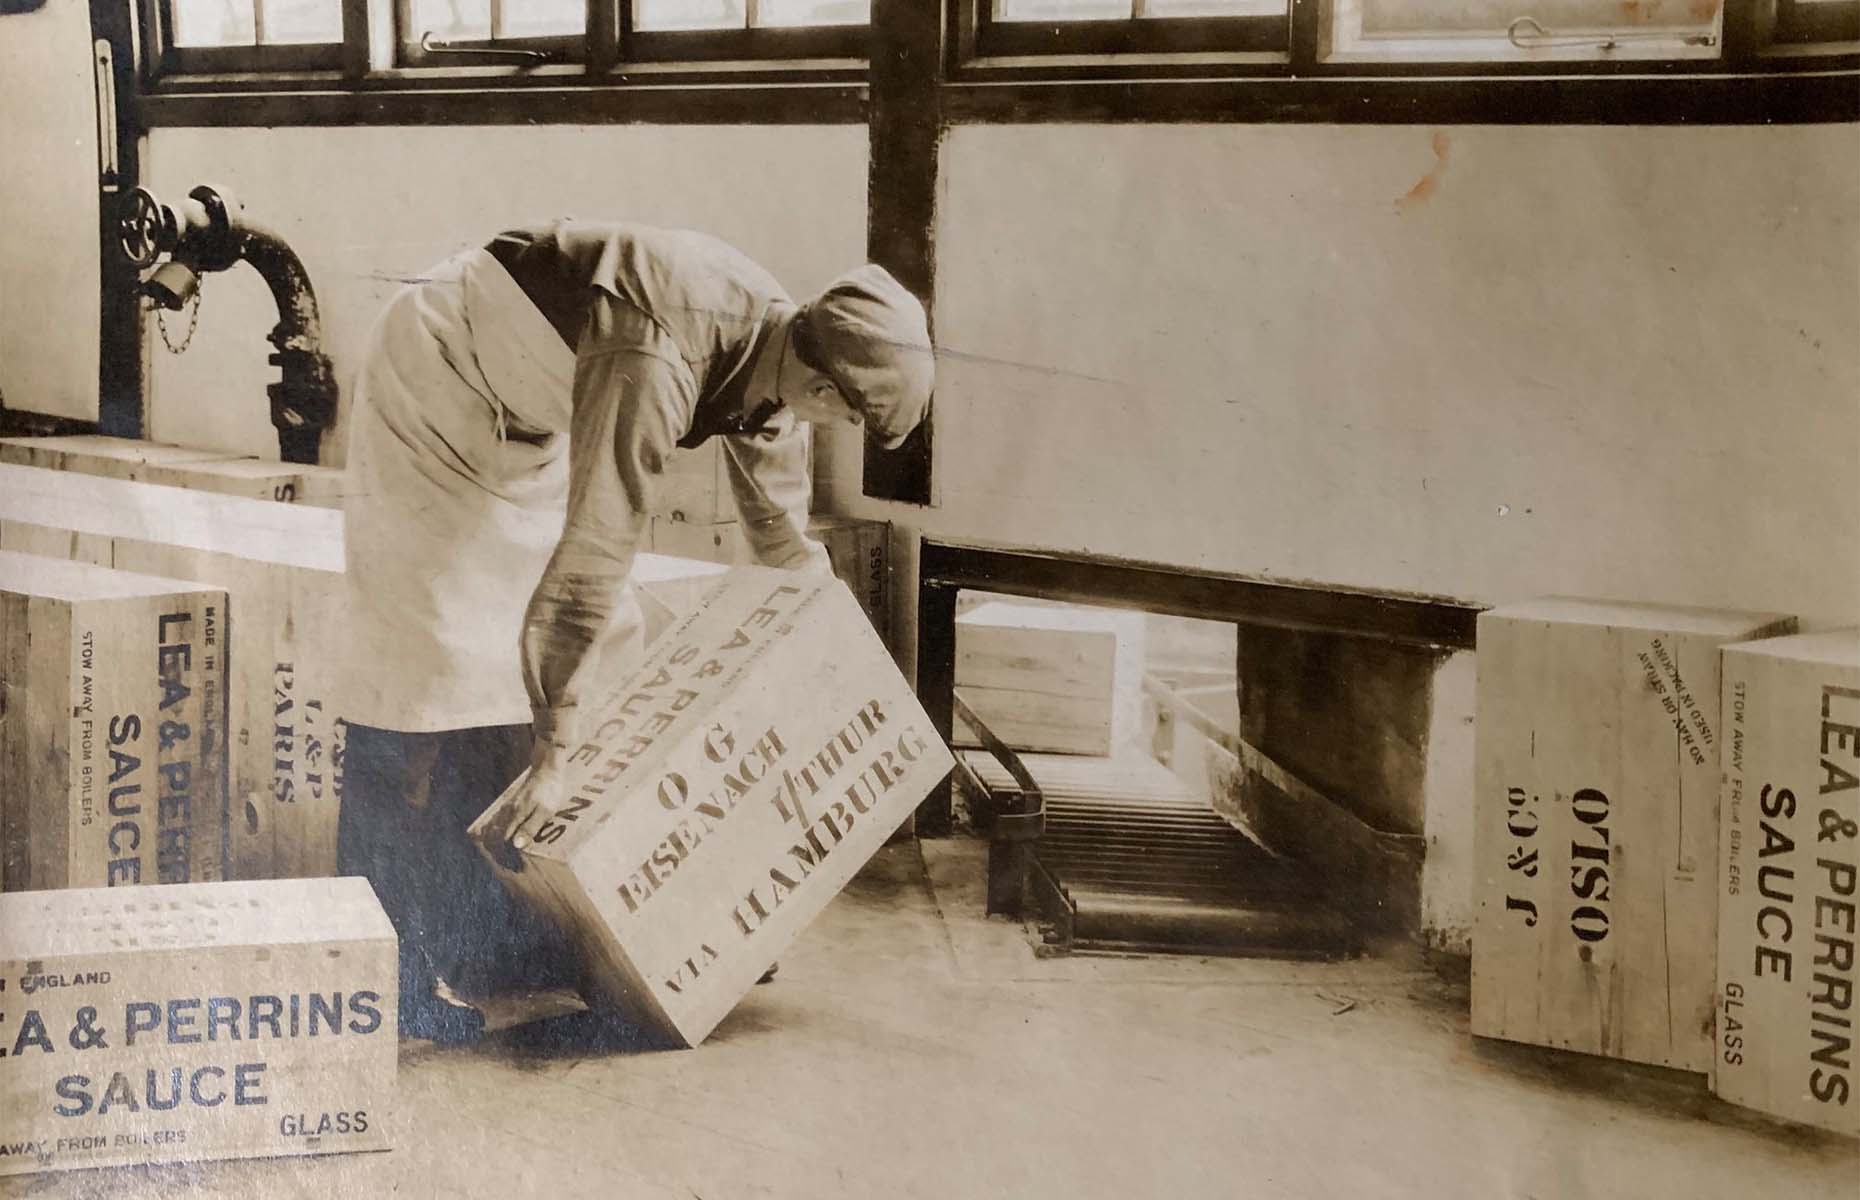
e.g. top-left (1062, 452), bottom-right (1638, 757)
top-left (520, 553), bottom-right (632, 747)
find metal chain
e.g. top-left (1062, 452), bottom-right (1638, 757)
top-left (157, 285), bottom-right (201, 355)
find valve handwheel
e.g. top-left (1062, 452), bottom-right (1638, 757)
top-left (118, 187), bottom-right (173, 269)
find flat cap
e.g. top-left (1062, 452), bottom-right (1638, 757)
top-left (798, 265), bottom-right (934, 450)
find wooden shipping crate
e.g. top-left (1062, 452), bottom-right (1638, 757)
top-left (1471, 597), bottom-right (1796, 1073)
top-left (0, 877), bottom-right (395, 1176)
top-left (0, 464), bottom-right (347, 882)
top-left (953, 601), bottom-right (1148, 757)
top-left (0, 552), bottom-right (229, 892)
top-left (469, 569), bottom-right (955, 1047)
top-left (633, 553), bottom-right (730, 646)
top-left (808, 516), bottom-right (890, 643)
top-left (647, 515), bottom-right (891, 639)
top-left (0, 435), bottom-right (232, 479)
top-left (1714, 629), bottom-right (1860, 1137)
top-left (647, 517), bottom-right (737, 562)
top-left (0, 435), bottom-right (344, 508)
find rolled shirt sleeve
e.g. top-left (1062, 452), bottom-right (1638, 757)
top-left (520, 307), bottom-right (695, 749)
top-left (722, 407), bottom-right (831, 573)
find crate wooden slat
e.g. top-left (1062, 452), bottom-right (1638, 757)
top-left (1714, 629), bottom-right (1860, 1137)
top-left (0, 464), bottom-right (346, 882)
top-left (469, 569), bottom-right (954, 1047)
top-left (953, 601), bottom-right (1147, 757)
top-left (0, 435), bottom-right (344, 508)
top-left (647, 515), bottom-right (892, 640)
top-left (1, 552), bottom-right (229, 892)
top-left (0, 877), bottom-right (396, 1176)
top-left (1471, 597), bottom-right (1796, 1074)
top-left (0, 435), bottom-right (232, 477)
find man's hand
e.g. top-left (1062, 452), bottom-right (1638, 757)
top-left (476, 737), bottom-right (573, 873)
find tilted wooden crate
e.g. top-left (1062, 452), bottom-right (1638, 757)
top-left (1714, 629), bottom-right (1860, 1137)
top-left (1, 551), bottom-right (229, 892)
top-left (648, 514), bottom-right (891, 641)
top-left (469, 568), bottom-right (954, 1047)
top-left (1471, 597), bottom-right (1796, 1073)
top-left (633, 553), bottom-right (730, 646)
top-left (953, 600), bottom-right (1147, 757)
top-left (0, 877), bottom-right (396, 1176)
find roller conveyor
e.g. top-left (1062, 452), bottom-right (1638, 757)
top-left (960, 748), bottom-right (1358, 959)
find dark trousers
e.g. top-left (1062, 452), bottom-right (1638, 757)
top-left (336, 722), bottom-right (578, 1008)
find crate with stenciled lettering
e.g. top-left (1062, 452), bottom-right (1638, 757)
top-left (1714, 628), bottom-right (1860, 1137)
top-left (1, 551), bottom-right (228, 893)
top-left (0, 877), bottom-right (396, 1176)
top-left (647, 515), bottom-right (891, 642)
top-left (1471, 597), bottom-right (1796, 1074)
top-left (469, 567), bottom-right (954, 1047)
top-left (0, 464), bottom-right (346, 883)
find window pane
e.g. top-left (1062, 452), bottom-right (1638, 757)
top-left (408, 0), bottom-right (492, 40)
top-left (258, 0), bottom-right (343, 43)
top-left (499, 0), bottom-right (586, 37)
top-left (1139, 0), bottom-right (1281, 14)
top-left (994, 0), bottom-right (1133, 21)
top-left (634, 0), bottom-right (746, 30)
top-left (172, 0), bottom-right (257, 46)
top-left (1360, 0), bottom-right (1721, 36)
top-left (757, 0), bottom-right (870, 27)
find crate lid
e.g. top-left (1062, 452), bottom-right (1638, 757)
top-left (0, 549), bottom-right (225, 603)
top-left (0, 878), bottom-right (394, 960)
top-left (957, 600), bottom-right (1142, 635)
top-left (0, 463), bottom-right (341, 573)
top-left (633, 552), bottom-right (729, 587)
top-left (1723, 626), bottom-right (1860, 668)
top-left (0, 435), bottom-right (234, 468)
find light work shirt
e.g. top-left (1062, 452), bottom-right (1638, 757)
top-left (340, 221), bottom-right (828, 738)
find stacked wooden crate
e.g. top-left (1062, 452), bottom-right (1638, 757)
top-left (0, 434), bottom-right (344, 508)
top-left (0, 462), bottom-right (346, 881)
top-left (1, 551), bottom-right (229, 892)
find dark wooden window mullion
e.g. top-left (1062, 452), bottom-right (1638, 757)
top-left (342, 0), bottom-right (380, 77)
top-left (863, 0), bottom-right (941, 507)
top-left (591, 0), bottom-right (620, 72)
top-left (93, 0), bottom-right (145, 439)
top-left (1289, 0), bottom-right (1320, 71)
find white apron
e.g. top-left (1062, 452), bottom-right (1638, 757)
top-left (339, 246), bottom-right (646, 733)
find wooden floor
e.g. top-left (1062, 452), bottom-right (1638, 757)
top-left (4, 838), bottom-right (1853, 1200)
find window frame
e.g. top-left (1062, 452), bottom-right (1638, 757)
top-left (143, 0), bottom-right (348, 75)
top-left (972, 3), bottom-right (1289, 58)
top-left (138, 0), bottom-right (874, 90)
top-left (128, 0), bottom-right (1859, 128)
top-left (1320, 0), bottom-right (1729, 70)
top-left (394, 0), bottom-right (588, 68)
top-left (1772, 0), bottom-right (1860, 44)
